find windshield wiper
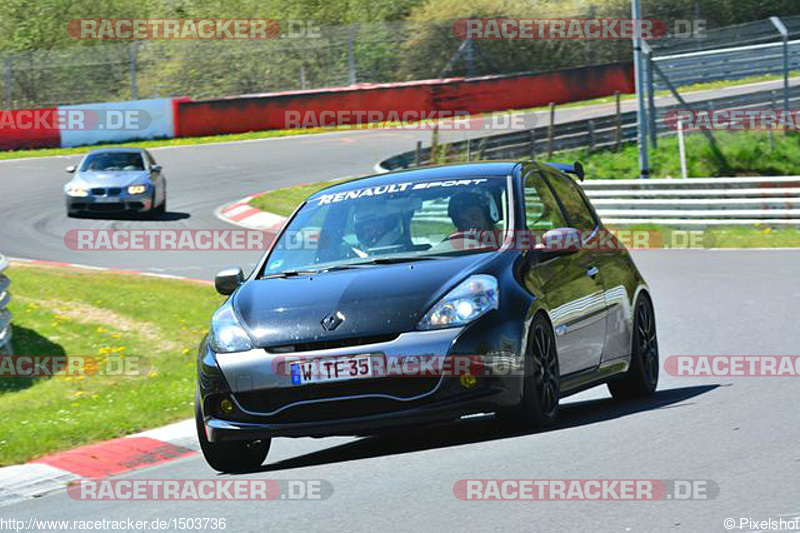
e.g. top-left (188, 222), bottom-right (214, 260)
top-left (347, 256), bottom-right (440, 266)
top-left (261, 269), bottom-right (320, 279)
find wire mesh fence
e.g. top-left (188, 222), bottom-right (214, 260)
top-left (0, 16), bottom-right (633, 109)
top-left (3, 3), bottom-right (800, 110)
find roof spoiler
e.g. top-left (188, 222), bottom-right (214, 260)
top-left (544, 161), bottom-right (584, 182)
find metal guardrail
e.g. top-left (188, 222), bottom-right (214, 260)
top-left (582, 176), bottom-right (800, 226)
top-left (647, 15), bottom-right (800, 91)
top-left (0, 254), bottom-right (12, 355)
top-left (397, 177), bottom-right (800, 227)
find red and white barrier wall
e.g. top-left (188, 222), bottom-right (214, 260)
top-left (0, 98), bottom-right (178, 151)
top-left (0, 62), bottom-right (634, 151)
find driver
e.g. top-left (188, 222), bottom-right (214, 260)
top-left (448, 192), bottom-right (496, 232)
top-left (354, 211), bottom-right (403, 250)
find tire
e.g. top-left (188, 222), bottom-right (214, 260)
top-left (502, 314), bottom-right (560, 427)
top-left (151, 194), bottom-right (166, 216)
top-left (607, 293), bottom-right (659, 400)
top-left (195, 395), bottom-right (270, 473)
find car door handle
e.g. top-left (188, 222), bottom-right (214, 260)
top-left (586, 266), bottom-right (599, 278)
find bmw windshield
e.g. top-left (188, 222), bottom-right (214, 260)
top-left (261, 176), bottom-right (511, 276)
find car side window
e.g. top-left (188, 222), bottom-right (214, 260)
top-left (523, 170), bottom-right (567, 231)
top-left (543, 171), bottom-right (597, 231)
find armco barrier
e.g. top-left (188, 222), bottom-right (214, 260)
top-left (0, 108), bottom-right (61, 151)
top-left (0, 254), bottom-right (12, 356)
top-left (173, 62), bottom-right (634, 138)
top-left (59, 98), bottom-right (177, 148)
top-left (0, 63), bottom-right (632, 150)
top-left (0, 98), bottom-right (178, 151)
top-left (581, 176), bottom-right (800, 225)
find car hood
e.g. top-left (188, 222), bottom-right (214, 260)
top-left (234, 254), bottom-right (490, 348)
top-left (73, 171), bottom-right (150, 188)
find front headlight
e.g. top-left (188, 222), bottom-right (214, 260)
top-left (66, 186), bottom-right (88, 197)
top-left (127, 185), bottom-right (146, 194)
top-left (210, 300), bottom-right (253, 353)
top-left (418, 275), bottom-right (498, 330)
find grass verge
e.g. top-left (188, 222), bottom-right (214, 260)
top-left (549, 130), bottom-right (800, 178)
top-left (248, 177), bottom-right (357, 217)
top-left (0, 263), bottom-right (222, 466)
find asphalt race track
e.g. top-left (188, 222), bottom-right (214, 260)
top-left (1, 80), bottom-right (800, 531)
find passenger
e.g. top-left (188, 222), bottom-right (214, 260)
top-left (448, 192), bottom-right (497, 232)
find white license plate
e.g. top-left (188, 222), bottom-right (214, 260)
top-left (93, 196), bottom-right (118, 203)
top-left (290, 355), bottom-right (374, 385)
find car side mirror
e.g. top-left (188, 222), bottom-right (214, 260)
top-left (533, 227), bottom-right (582, 261)
top-left (66, 165), bottom-right (76, 174)
top-left (215, 267), bottom-right (244, 295)
top-left (151, 164), bottom-right (162, 173)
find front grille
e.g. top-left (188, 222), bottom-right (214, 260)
top-left (87, 203), bottom-right (124, 211)
top-left (108, 188), bottom-right (122, 196)
top-left (91, 188), bottom-right (105, 195)
top-left (235, 375), bottom-right (441, 420)
top-left (265, 333), bottom-right (399, 354)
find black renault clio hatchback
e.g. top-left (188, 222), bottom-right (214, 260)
top-left (196, 161), bottom-right (658, 472)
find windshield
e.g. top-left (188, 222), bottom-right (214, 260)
top-left (80, 152), bottom-right (145, 172)
top-left (262, 176), bottom-right (510, 275)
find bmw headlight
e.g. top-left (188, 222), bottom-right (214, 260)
top-left (66, 186), bottom-right (88, 197)
top-left (418, 275), bottom-right (498, 329)
top-left (210, 300), bottom-right (253, 353)
top-left (127, 185), bottom-right (146, 194)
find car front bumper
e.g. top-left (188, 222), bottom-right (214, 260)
top-left (197, 324), bottom-right (525, 442)
top-left (66, 193), bottom-right (153, 213)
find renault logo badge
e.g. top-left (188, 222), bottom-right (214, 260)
top-left (321, 311), bottom-right (345, 331)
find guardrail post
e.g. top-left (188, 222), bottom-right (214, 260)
top-left (587, 119), bottom-right (595, 152)
top-left (430, 127), bottom-right (439, 164)
top-left (677, 117), bottom-right (688, 179)
top-left (347, 24), bottom-right (358, 85)
top-left (769, 16), bottom-right (790, 113)
top-left (769, 90), bottom-right (777, 150)
top-left (529, 129), bottom-right (536, 158)
top-left (415, 141), bottom-right (422, 166)
top-left (615, 91), bottom-right (621, 152)
top-left (129, 42), bottom-right (139, 100)
top-left (645, 45), bottom-right (658, 149)
top-left (547, 102), bottom-right (555, 158)
top-left (3, 56), bottom-right (11, 108)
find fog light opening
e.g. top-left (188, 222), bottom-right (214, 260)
top-left (460, 373), bottom-right (477, 389)
top-left (220, 397), bottom-right (235, 415)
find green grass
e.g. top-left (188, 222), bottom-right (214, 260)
top-left (605, 224), bottom-right (800, 248)
top-left (248, 176), bottom-right (358, 217)
top-left (0, 264), bottom-right (223, 465)
top-left (549, 130), bottom-right (800, 179)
